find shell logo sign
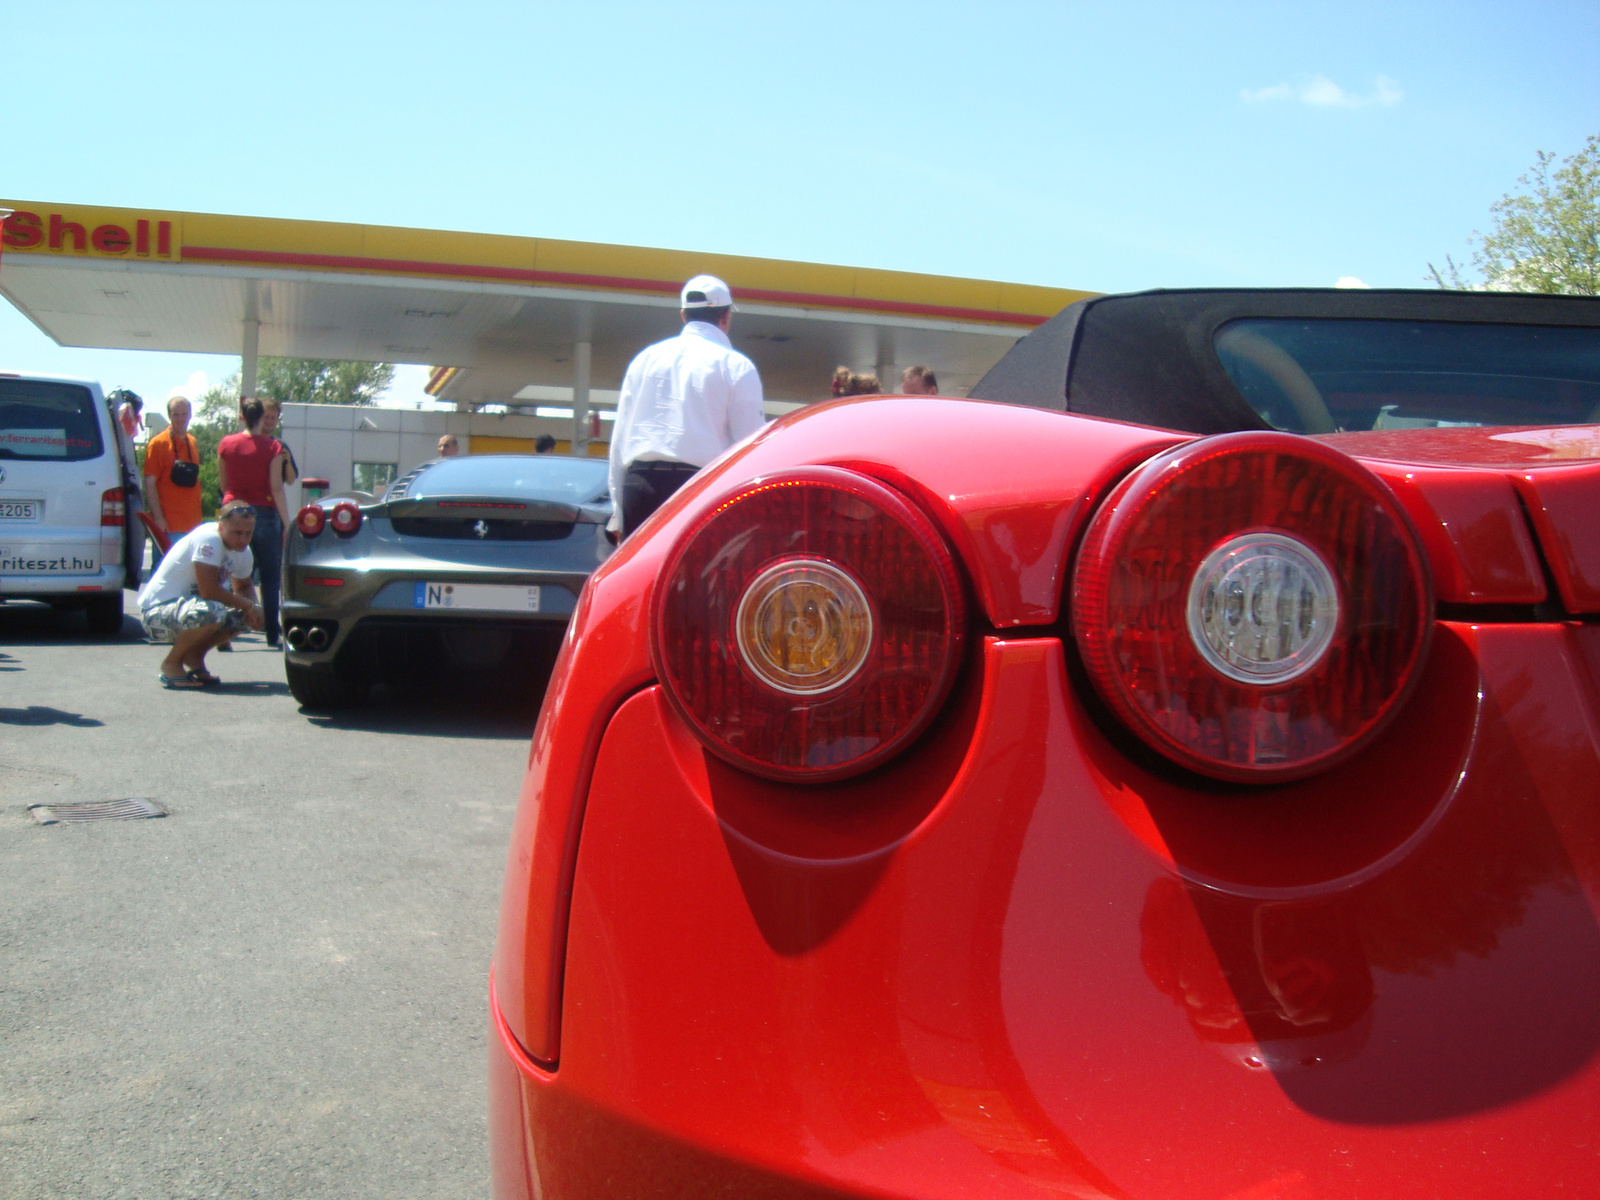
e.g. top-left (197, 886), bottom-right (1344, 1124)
top-left (1, 206), bottom-right (180, 259)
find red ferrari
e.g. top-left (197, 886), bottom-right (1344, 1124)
top-left (490, 289), bottom-right (1600, 1199)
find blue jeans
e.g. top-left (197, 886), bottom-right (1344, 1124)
top-left (250, 506), bottom-right (283, 642)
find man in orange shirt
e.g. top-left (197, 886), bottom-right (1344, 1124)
top-left (142, 393), bottom-right (204, 546)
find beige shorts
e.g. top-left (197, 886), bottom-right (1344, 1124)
top-left (140, 596), bottom-right (247, 644)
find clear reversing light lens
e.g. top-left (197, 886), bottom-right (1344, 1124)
top-left (1187, 533), bottom-right (1338, 683)
top-left (735, 559), bottom-right (875, 695)
top-left (329, 501), bottom-right (361, 537)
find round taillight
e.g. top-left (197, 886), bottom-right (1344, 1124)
top-left (296, 505), bottom-right (326, 538)
top-left (734, 559), bottom-right (875, 695)
top-left (1072, 432), bottom-right (1432, 783)
top-left (653, 466), bottom-right (967, 783)
top-left (328, 501), bottom-right (362, 537)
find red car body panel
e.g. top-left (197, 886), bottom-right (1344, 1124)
top-left (492, 397), bottom-right (1600, 1198)
top-left (1329, 426), bottom-right (1600, 612)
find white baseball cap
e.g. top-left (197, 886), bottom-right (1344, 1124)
top-left (680, 274), bottom-right (735, 310)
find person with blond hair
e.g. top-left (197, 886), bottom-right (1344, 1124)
top-left (830, 366), bottom-right (881, 397)
top-left (141, 392), bottom-right (203, 545)
top-left (138, 501), bottom-right (264, 687)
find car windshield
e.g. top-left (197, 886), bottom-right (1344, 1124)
top-left (0, 379), bottom-right (105, 461)
top-left (1214, 319), bottom-right (1600, 434)
top-left (406, 455), bottom-right (610, 504)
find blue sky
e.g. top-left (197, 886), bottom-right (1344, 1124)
top-left (3, 0), bottom-right (1596, 405)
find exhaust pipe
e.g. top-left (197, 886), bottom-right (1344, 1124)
top-left (285, 625), bottom-right (308, 650)
top-left (305, 626), bottom-right (331, 653)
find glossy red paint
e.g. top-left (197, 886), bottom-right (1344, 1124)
top-left (1359, 466), bottom-right (1547, 605)
top-left (493, 399), bottom-right (1600, 1197)
top-left (495, 400), bottom-right (1182, 1062)
top-left (1514, 463), bottom-right (1600, 613)
top-left (495, 629), bottom-right (1600, 1197)
top-left (723, 397), bottom-right (1188, 629)
top-left (1326, 425), bottom-right (1600, 611)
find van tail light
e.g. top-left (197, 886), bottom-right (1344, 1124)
top-left (653, 466), bottom-right (967, 783)
top-left (100, 487), bottom-right (125, 527)
top-left (328, 501), bottom-right (362, 537)
top-left (296, 505), bottom-right (327, 538)
top-left (1071, 431), bottom-right (1432, 783)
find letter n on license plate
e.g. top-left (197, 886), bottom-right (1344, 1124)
top-left (414, 582), bottom-right (541, 612)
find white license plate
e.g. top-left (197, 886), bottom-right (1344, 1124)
top-left (413, 581), bottom-right (541, 612)
top-left (0, 500), bottom-right (40, 520)
top-left (0, 548), bottom-right (97, 574)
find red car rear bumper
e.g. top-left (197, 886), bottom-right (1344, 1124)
top-left (493, 626), bottom-right (1600, 1199)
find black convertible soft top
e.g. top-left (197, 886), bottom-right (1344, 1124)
top-left (969, 288), bottom-right (1600, 435)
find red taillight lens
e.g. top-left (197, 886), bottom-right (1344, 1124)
top-left (328, 501), bottom-right (362, 537)
top-left (1072, 432), bottom-right (1432, 783)
top-left (653, 466), bottom-right (967, 782)
top-left (296, 505), bottom-right (326, 537)
top-left (100, 487), bottom-right (125, 527)
top-left (296, 505), bottom-right (327, 538)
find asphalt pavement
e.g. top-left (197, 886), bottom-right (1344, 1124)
top-left (0, 590), bottom-right (544, 1199)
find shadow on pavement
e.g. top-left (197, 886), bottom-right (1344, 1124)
top-left (207, 680), bottom-right (292, 697)
top-left (0, 595), bottom-right (141, 645)
top-left (0, 706), bottom-right (105, 727)
top-left (302, 672), bottom-right (548, 741)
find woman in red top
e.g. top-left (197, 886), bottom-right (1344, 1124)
top-left (218, 397), bottom-right (291, 647)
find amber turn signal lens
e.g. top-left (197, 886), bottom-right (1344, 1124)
top-left (654, 466), bottom-right (966, 783)
top-left (295, 505), bottom-right (326, 538)
top-left (735, 560), bottom-right (874, 695)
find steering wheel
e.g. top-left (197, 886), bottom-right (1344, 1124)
top-left (1218, 328), bottom-right (1338, 434)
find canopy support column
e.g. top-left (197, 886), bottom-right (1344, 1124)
top-left (572, 340), bottom-right (593, 456)
top-left (241, 318), bottom-right (260, 398)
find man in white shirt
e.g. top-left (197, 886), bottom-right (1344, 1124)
top-left (137, 501), bottom-right (265, 688)
top-left (607, 274), bottom-right (765, 538)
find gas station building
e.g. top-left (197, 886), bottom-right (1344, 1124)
top-left (0, 201), bottom-right (1090, 493)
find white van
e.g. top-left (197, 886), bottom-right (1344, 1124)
top-left (0, 373), bottom-right (143, 634)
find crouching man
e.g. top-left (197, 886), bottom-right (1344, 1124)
top-left (137, 501), bottom-right (265, 689)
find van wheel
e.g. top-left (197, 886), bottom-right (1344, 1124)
top-left (85, 592), bottom-right (124, 636)
top-left (286, 660), bottom-right (365, 710)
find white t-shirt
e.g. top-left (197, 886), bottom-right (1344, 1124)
top-left (607, 320), bottom-right (765, 516)
top-left (137, 525), bottom-right (254, 610)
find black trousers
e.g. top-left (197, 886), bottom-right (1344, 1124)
top-left (620, 460), bottom-right (700, 538)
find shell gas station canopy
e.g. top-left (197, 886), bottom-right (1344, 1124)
top-left (0, 201), bottom-right (1092, 437)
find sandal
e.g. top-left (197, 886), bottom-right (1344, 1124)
top-left (187, 669), bottom-right (223, 687)
top-left (159, 672), bottom-right (204, 690)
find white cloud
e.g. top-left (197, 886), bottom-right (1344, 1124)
top-left (1239, 82), bottom-right (1293, 103)
top-left (1241, 75), bottom-right (1403, 109)
top-left (1299, 76), bottom-right (1351, 107)
top-left (1334, 277), bottom-right (1371, 289)
top-left (168, 370), bottom-right (210, 403)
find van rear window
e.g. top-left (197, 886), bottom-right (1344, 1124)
top-left (0, 380), bottom-right (105, 461)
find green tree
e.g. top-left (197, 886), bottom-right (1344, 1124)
top-left (256, 358), bottom-right (395, 407)
top-left (1429, 133), bottom-right (1600, 294)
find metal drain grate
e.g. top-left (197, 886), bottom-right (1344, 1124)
top-left (28, 798), bottom-right (167, 825)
